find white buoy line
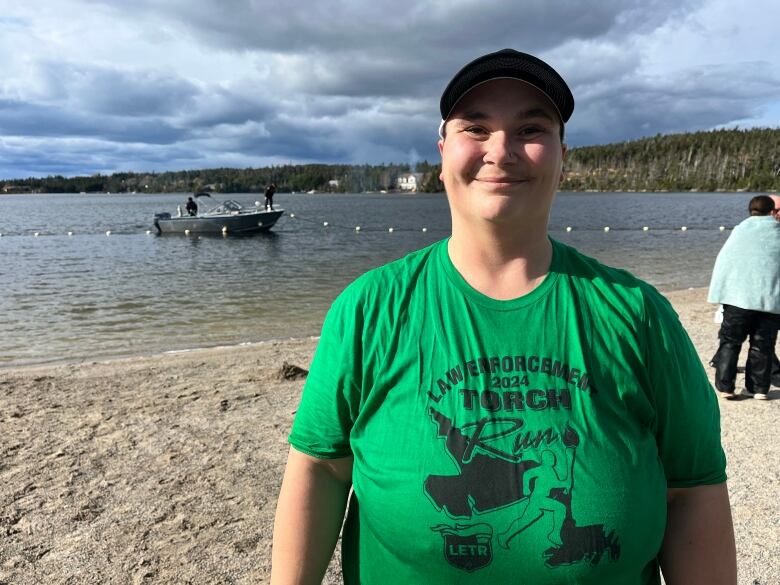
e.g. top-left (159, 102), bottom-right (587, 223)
top-left (1, 230), bottom-right (156, 237)
top-left (0, 227), bottom-right (732, 237)
top-left (0, 217), bottom-right (734, 238)
top-left (557, 225), bottom-right (729, 232)
top-left (287, 213), bottom-right (431, 233)
top-left (286, 213), bottom-right (733, 234)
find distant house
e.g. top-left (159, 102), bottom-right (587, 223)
top-left (2, 184), bottom-right (31, 193)
top-left (396, 172), bottom-right (425, 192)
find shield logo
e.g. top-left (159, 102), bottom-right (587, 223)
top-left (432, 523), bottom-right (493, 572)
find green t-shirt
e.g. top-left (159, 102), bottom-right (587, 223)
top-left (289, 238), bottom-right (726, 585)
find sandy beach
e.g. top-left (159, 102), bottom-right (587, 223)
top-left (1, 287), bottom-right (778, 585)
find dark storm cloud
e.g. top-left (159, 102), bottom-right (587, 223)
top-left (91, 0), bottom-right (683, 54)
top-left (3, 0), bottom-right (778, 178)
top-left (88, 0), bottom-right (694, 99)
top-left (1, 62), bottom-right (276, 147)
top-left (0, 148), bottom-right (87, 177)
top-left (0, 140), bottom-right (160, 177)
top-left (180, 88), bottom-right (277, 129)
top-left (567, 61), bottom-right (780, 146)
top-left (0, 98), bottom-right (187, 144)
top-left (36, 61), bottom-right (200, 117)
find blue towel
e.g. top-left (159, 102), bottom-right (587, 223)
top-left (707, 215), bottom-right (780, 314)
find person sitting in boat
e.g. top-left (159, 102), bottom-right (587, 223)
top-left (185, 197), bottom-right (198, 216)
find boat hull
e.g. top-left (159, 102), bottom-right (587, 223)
top-left (154, 209), bottom-right (284, 234)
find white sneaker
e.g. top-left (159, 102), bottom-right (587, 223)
top-left (754, 392), bottom-right (770, 400)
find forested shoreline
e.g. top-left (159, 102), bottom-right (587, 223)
top-left (3, 127), bottom-right (779, 194)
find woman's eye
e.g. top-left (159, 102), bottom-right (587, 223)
top-left (519, 126), bottom-right (544, 136)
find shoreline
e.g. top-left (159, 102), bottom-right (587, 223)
top-left (1, 286), bottom-right (709, 371)
top-left (1, 288), bottom-right (778, 584)
top-left (0, 335), bottom-right (322, 372)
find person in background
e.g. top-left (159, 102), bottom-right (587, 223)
top-left (709, 195), bottom-right (780, 400)
top-left (272, 49), bottom-right (735, 585)
top-left (765, 193), bottom-right (780, 387)
top-left (770, 193), bottom-right (780, 219)
top-left (185, 196), bottom-right (198, 216)
top-left (265, 183), bottom-right (277, 210)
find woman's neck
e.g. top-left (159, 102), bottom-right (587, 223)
top-left (448, 226), bottom-right (553, 300)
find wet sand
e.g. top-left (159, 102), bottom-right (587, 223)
top-left (1, 288), bottom-right (777, 584)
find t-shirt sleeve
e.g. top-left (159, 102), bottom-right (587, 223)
top-left (642, 287), bottom-right (727, 487)
top-left (288, 286), bottom-right (364, 459)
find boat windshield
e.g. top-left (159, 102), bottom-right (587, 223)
top-left (204, 200), bottom-right (246, 215)
top-left (193, 194), bottom-right (247, 216)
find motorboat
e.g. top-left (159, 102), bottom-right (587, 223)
top-left (153, 192), bottom-right (284, 235)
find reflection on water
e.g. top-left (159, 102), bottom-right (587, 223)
top-left (0, 191), bottom-right (754, 365)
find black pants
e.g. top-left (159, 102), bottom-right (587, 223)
top-left (775, 353), bottom-right (780, 388)
top-left (711, 305), bottom-right (780, 394)
top-left (751, 352), bottom-right (780, 391)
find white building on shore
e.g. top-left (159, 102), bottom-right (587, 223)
top-left (396, 172), bottom-right (425, 192)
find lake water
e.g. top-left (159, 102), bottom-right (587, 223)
top-left (0, 191), bottom-right (755, 366)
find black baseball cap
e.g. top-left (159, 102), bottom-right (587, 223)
top-left (439, 48), bottom-right (574, 124)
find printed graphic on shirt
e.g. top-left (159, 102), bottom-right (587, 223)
top-left (431, 523), bottom-right (493, 572)
top-left (425, 410), bottom-right (620, 572)
top-left (427, 353), bottom-right (595, 406)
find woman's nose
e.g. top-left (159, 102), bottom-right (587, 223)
top-left (483, 132), bottom-right (516, 165)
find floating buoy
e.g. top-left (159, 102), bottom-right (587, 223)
top-left (422, 227), bottom-right (427, 232)
top-left (388, 227), bottom-right (394, 233)
top-left (255, 201), bottom-right (261, 207)
top-left (67, 231), bottom-right (73, 236)
top-left (184, 229), bottom-right (191, 235)
top-left (105, 230), bottom-right (111, 236)
top-left (355, 226), bottom-right (361, 232)
top-left (221, 226), bottom-right (228, 233)
top-left (680, 226), bottom-right (687, 231)
top-left (642, 226), bottom-right (649, 231)
top-left (290, 213), bottom-right (295, 218)
top-left (323, 221), bottom-right (329, 227)
top-left (603, 227), bottom-right (610, 232)
top-left (565, 226), bottom-right (572, 232)
top-left (719, 226), bottom-right (726, 232)
top-left (34, 232), bottom-right (40, 237)
top-left (146, 230), bottom-right (151, 235)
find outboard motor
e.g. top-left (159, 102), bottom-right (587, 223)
top-left (153, 212), bottom-right (171, 235)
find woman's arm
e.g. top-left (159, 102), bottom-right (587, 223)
top-left (271, 447), bottom-right (354, 585)
top-left (660, 482), bottom-right (736, 585)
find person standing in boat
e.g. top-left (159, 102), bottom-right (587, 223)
top-left (264, 183), bottom-right (277, 210)
top-left (185, 196), bottom-right (198, 216)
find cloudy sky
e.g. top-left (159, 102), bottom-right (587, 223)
top-left (1, 0), bottom-right (778, 179)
